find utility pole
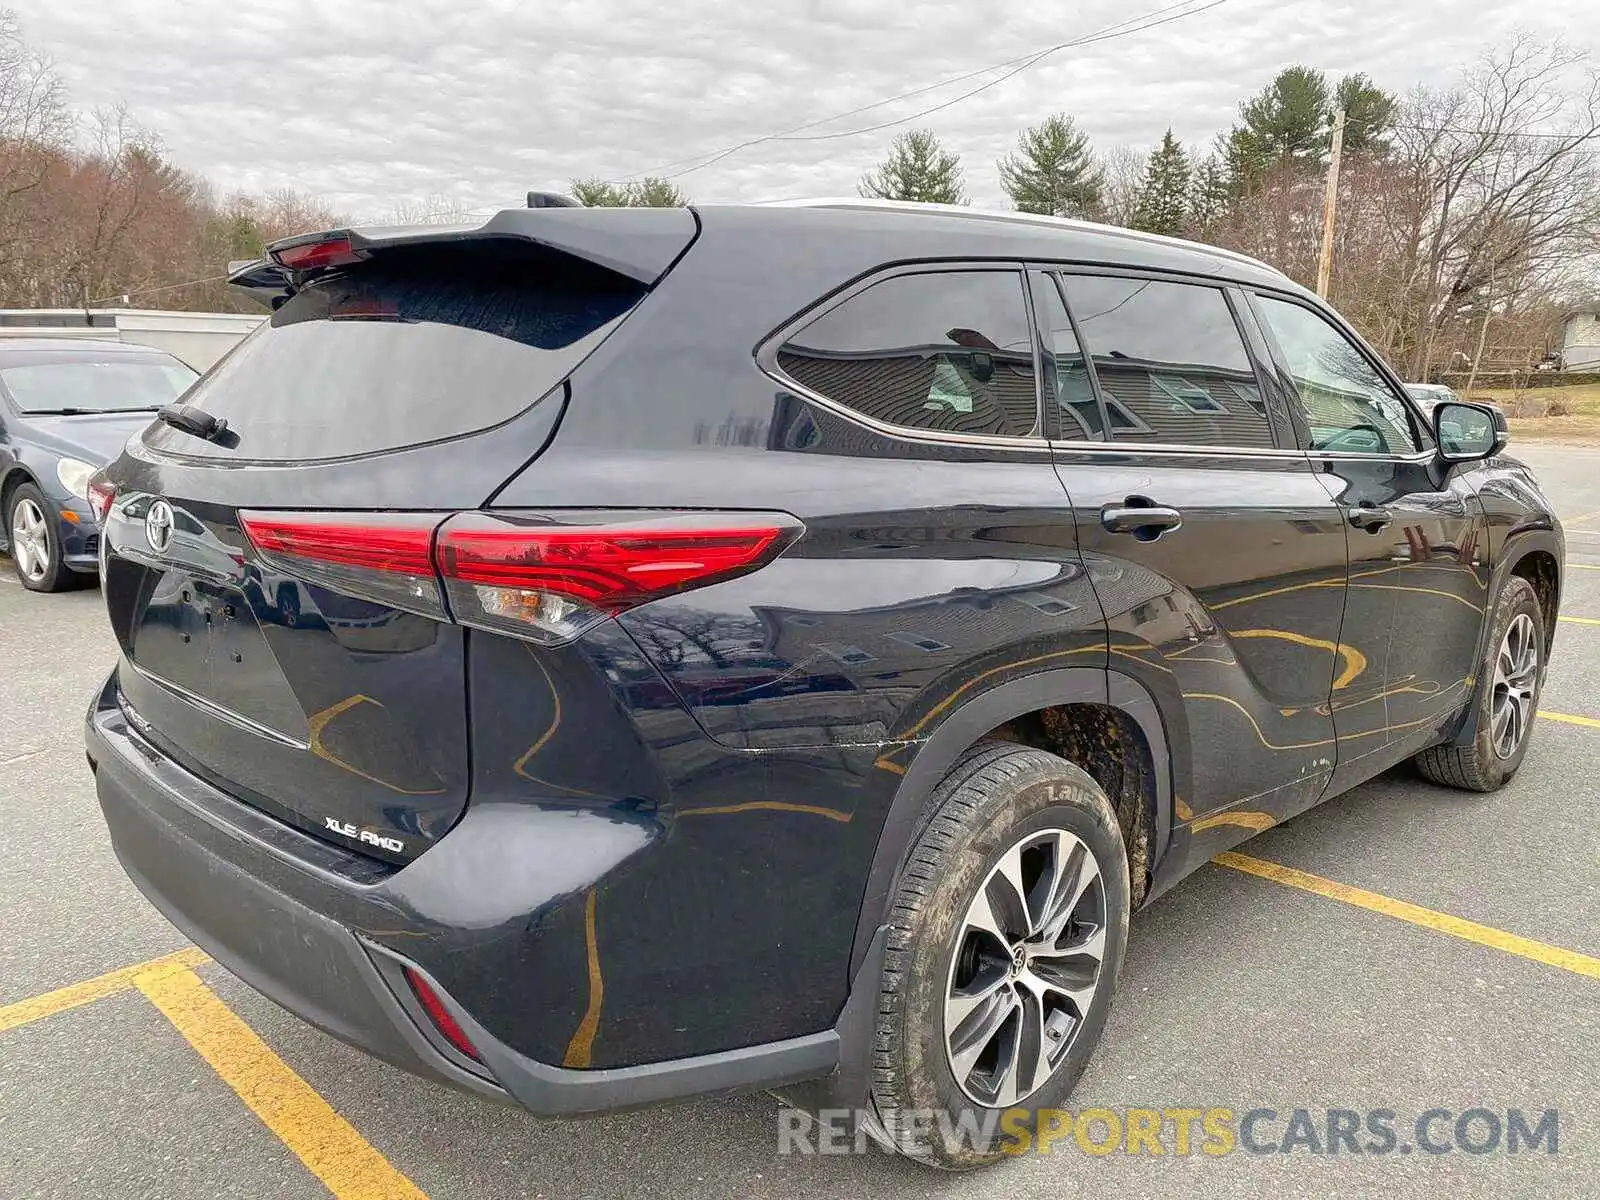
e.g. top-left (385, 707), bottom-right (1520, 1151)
top-left (1316, 107), bottom-right (1346, 300)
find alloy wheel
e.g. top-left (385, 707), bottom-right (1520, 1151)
top-left (10, 497), bottom-right (49, 583)
top-left (943, 827), bottom-right (1107, 1108)
top-left (1491, 612), bottom-right (1539, 760)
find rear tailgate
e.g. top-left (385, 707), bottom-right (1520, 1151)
top-left (101, 212), bottom-right (695, 861)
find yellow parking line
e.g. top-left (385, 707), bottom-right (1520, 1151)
top-left (1540, 709), bottom-right (1600, 729)
top-left (0, 947), bottom-right (210, 1034)
top-left (1216, 852), bottom-right (1600, 980)
top-left (1572, 563), bottom-right (1600, 571)
top-left (137, 965), bottom-right (430, 1200)
top-left (1559, 615), bottom-right (1600, 625)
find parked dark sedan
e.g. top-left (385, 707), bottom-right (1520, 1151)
top-left (0, 338), bottom-right (198, 590)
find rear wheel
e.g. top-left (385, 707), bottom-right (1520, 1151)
top-left (7, 483), bottom-right (72, 592)
top-left (870, 743), bottom-right (1130, 1168)
top-left (1414, 575), bottom-right (1544, 791)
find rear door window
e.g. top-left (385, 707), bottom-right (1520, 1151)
top-left (1060, 274), bottom-right (1274, 449)
top-left (776, 269), bottom-right (1040, 438)
top-left (142, 242), bottom-right (645, 462)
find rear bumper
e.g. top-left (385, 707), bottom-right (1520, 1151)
top-left (86, 675), bottom-right (842, 1115)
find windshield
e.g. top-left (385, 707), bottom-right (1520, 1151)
top-left (2, 359), bottom-right (198, 414)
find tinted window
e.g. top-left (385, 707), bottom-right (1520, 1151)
top-left (142, 243), bottom-right (644, 462)
top-left (1062, 275), bottom-right (1272, 448)
top-left (1255, 295), bottom-right (1418, 454)
top-left (777, 271), bottom-right (1040, 438)
top-left (2, 359), bottom-right (196, 414)
top-left (1032, 273), bottom-right (1104, 439)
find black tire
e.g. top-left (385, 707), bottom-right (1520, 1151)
top-left (6, 482), bottom-right (74, 593)
top-left (1414, 575), bottom-right (1545, 792)
top-left (869, 743), bottom-right (1130, 1169)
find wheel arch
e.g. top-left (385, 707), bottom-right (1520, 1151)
top-left (1, 463), bottom-right (39, 545)
top-left (1446, 527), bottom-right (1562, 747)
top-left (848, 666), bottom-right (1174, 979)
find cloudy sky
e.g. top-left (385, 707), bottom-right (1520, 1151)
top-left (10, 0), bottom-right (1600, 219)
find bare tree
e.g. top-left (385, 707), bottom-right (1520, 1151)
top-left (1389, 36), bottom-right (1600, 377)
top-left (1093, 144), bottom-right (1146, 226)
top-left (380, 193), bottom-right (477, 225)
top-left (0, 9), bottom-right (68, 275)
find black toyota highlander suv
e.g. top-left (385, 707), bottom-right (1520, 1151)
top-left (85, 199), bottom-right (1563, 1167)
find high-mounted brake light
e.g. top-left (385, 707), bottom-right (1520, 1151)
top-left (435, 512), bottom-right (802, 643)
top-left (402, 967), bottom-right (483, 1063)
top-left (270, 235), bottom-right (361, 272)
top-left (237, 510), bottom-right (802, 644)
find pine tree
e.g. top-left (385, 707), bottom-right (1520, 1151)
top-left (1130, 130), bottom-right (1192, 237)
top-left (1222, 67), bottom-right (1397, 192)
top-left (859, 130), bottom-right (967, 205)
top-left (1188, 154), bottom-right (1230, 234)
top-left (997, 114), bottom-right (1103, 218)
top-left (1333, 72), bottom-right (1397, 155)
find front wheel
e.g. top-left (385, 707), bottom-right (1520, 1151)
top-left (1414, 574), bottom-right (1545, 791)
top-left (7, 482), bottom-right (73, 592)
top-left (869, 743), bottom-right (1130, 1169)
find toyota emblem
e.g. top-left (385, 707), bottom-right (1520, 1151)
top-left (145, 499), bottom-right (175, 554)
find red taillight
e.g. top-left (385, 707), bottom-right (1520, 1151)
top-left (238, 510), bottom-right (801, 643)
top-left (270, 235), bottom-right (360, 272)
top-left (86, 472), bottom-right (116, 523)
top-left (241, 513), bottom-right (436, 575)
top-left (239, 511), bottom-right (447, 619)
top-left (436, 512), bottom-right (801, 643)
top-left (402, 967), bottom-right (483, 1063)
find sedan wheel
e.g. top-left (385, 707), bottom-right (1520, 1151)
top-left (11, 495), bottom-right (49, 583)
top-left (7, 483), bottom-right (73, 592)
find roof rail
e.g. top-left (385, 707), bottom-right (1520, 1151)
top-left (761, 197), bottom-right (1279, 276)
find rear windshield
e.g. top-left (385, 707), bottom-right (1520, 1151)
top-left (3, 359), bottom-right (197, 414)
top-left (142, 240), bottom-right (645, 462)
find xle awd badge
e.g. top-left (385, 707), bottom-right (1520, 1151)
top-left (145, 499), bottom-right (174, 553)
top-left (324, 817), bottom-right (405, 854)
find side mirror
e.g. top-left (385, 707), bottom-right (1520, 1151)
top-left (1433, 401), bottom-right (1507, 463)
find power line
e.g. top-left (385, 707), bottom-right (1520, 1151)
top-left (88, 273), bottom-right (230, 307)
top-left (769, 0), bottom-right (1230, 146)
top-left (613, 0), bottom-right (1231, 185)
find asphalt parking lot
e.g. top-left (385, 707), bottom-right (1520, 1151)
top-left (3, 442), bottom-right (1599, 1199)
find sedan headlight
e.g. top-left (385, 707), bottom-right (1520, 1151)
top-left (56, 457), bottom-right (97, 502)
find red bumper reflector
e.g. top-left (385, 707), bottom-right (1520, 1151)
top-left (403, 967), bottom-right (483, 1063)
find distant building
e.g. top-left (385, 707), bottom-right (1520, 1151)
top-left (1563, 309), bottom-right (1600, 370)
top-left (0, 309), bottom-right (261, 371)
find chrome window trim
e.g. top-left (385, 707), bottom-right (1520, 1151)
top-left (759, 261), bottom-right (1049, 447)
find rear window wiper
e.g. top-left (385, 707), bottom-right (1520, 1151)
top-left (158, 403), bottom-right (232, 444)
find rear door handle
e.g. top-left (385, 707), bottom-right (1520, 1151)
top-left (1348, 504), bottom-right (1393, 532)
top-left (1100, 497), bottom-right (1183, 541)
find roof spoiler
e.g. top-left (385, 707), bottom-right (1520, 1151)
top-left (227, 206), bottom-right (698, 310)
